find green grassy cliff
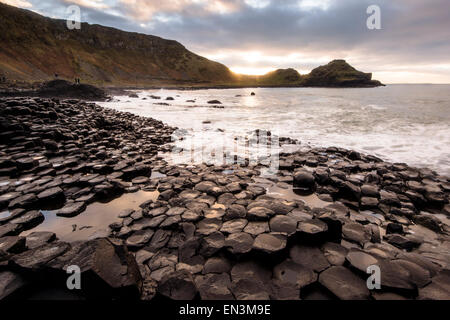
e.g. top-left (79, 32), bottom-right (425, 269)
top-left (0, 3), bottom-right (383, 88)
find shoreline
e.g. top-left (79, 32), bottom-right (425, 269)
top-left (0, 96), bottom-right (449, 300)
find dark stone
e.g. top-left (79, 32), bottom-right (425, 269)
top-left (253, 233), bottom-right (287, 254)
top-left (225, 232), bottom-right (254, 254)
top-left (269, 215), bottom-right (297, 234)
top-left (10, 210), bottom-right (44, 230)
top-left (10, 241), bottom-right (71, 270)
top-left (273, 260), bottom-right (317, 289)
top-left (195, 273), bottom-right (233, 300)
top-left (247, 206), bottom-right (274, 221)
top-left (126, 229), bottom-right (154, 250)
top-left (0, 271), bottom-right (27, 300)
top-left (220, 219), bottom-right (248, 234)
top-left (56, 202), bottom-right (86, 217)
top-left (0, 223), bottom-right (23, 238)
top-left (321, 242), bottom-right (348, 266)
top-left (290, 245), bottom-right (330, 272)
top-left (384, 234), bottom-right (421, 251)
top-left (0, 236), bottom-right (26, 254)
top-left (37, 186), bottom-right (65, 203)
top-left (203, 257), bottom-right (232, 274)
top-left (293, 170), bottom-right (315, 193)
top-left (345, 250), bottom-right (378, 273)
top-left (224, 204), bottom-right (247, 220)
top-left (418, 270), bottom-right (450, 300)
top-left (319, 266), bottom-right (370, 300)
top-left (297, 219), bottom-right (329, 242)
top-left (342, 222), bottom-right (371, 245)
top-left (49, 238), bottom-right (142, 298)
top-left (231, 278), bottom-right (270, 300)
top-left (158, 270), bottom-right (197, 300)
top-left (386, 223), bottom-right (403, 234)
top-left (200, 231), bottom-right (225, 256)
top-left (413, 215), bottom-right (442, 233)
top-left (25, 231), bottom-right (56, 249)
top-left (8, 193), bottom-right (39, 209)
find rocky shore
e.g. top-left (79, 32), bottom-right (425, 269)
top-left (1, 96), bottom-right (449, 301)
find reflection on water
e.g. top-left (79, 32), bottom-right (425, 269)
top-left (253, 177), bottom-right (330, 209)
top-left (100, 85), bottom-right (450, 175)
top-left (22, 190), bottom-right (159, 242)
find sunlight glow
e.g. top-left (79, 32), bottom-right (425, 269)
top-left (230, 66), bottom-right (276, 75)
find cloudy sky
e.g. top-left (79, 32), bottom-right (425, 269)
top-left (3, 0), bottom-right (450, 83)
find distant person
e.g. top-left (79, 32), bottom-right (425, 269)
top-left (55, 73), bottom-right (59, 79)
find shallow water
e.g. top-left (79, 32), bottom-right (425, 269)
top-left (99, 84), bottom-right (450, 176)
top-left (22, 190), bottom-right (158, 242)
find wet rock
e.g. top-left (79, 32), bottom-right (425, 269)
top-left (195, 273), bottom-right (233, 300)
top-left (56, 202), bottom-right (86, 217)
top-left (413, 215), bottom-right (442, 233)
top-left (418, 270), bottom-right (450, 300)
top-left (360, 197), bottom-right (379, 209)
top-left (243, 221), bottom-right (270, 236)
top-left (25, 231), bottom-right (56, 249)
top-left (224, 204), bottom-right (247, 220)
top-left (49, 238), bottom-right (142, 298)
top-left (252, 233), bottom-right (287, 254)
top-left (293, 170), bottom-right (315, 193)
top-left (273, 260), bottom-right (317, 289)
top-left (10, 241), bottom-right (71, 270)
top-left (269, 215), bottom-right (297, 234)
top-left (342, 222), bottom-right (371, 246)
top-left (247, 206), bottom-right (274, 221)
top-left (37, 186), bottom-right (65, 203)
top-left (200, 231), bottom-right (225, 256)
top-left (321, 242), bottom-right (348, 266)
top-left (0, 271), bottom-right (27, 300)
top-left (194, 181), bottom-right (222, 196)
top-left (10, 210), bottom-right (44, 230)
top-left (0, 236), bottom-right (26, 254)
top-left (319, 266), bottom-right (370, 300)
top-left (386, 223), bottom-right (403, 234)
top-left (384, 234), bottom-right (421, 251)
top-left (158, 270), bottom-right (197, 300)
top-left (231, 278), bottom-right (270, 300)
top-left (148, 229), bottom-right (171, 251)
top-left (8, 193), bottom-right (39, 209)
top-left (225, 232), bottom-right (254, 254)
top-left (0, 223), bottom-right (23, 238)
top-left (126, 229), bottom-right (154, 250)
top-left (270, 279), bottom-right (300, 300)
top-left (345, 250), bottom-right (378, 273)
top-left (377, 259), bottom-right (416, 293)
top-left (196, 218), bottom-right (222, 236)
top-left (361, 184), bottom-right (379, 198)
top-left (203, 257), bottom-right (232, 274)
top-left (220, 219), bottom-right (247, 234)
top-left (290, 245), bottom-right (330, 272)
top-left (297, 219), bottom-right (329, 242)
top-left (392, 259), bottom-right (431, 288)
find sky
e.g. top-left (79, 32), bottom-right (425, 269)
top-left (2, 0), bottom-right (450, 83)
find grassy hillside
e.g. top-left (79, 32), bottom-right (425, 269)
top-left (0, 3), bottom-right (383, 88)
top-left (0, 2), bottom-right (236, 86)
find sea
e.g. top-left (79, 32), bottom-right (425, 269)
top-left (99, 84), bottom-right (450, 176)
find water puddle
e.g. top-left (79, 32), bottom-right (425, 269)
top-left (22, 190), bottom-right (159, 242)
top-left (252, 177), bottom-right (330, 209)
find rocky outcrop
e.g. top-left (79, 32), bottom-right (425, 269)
top-left (1, 97), bottom-right (449, 301)
top-left (0, 3), bottom-right (235, 86)
top-left (302, 60), bottom-right (384, 87)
